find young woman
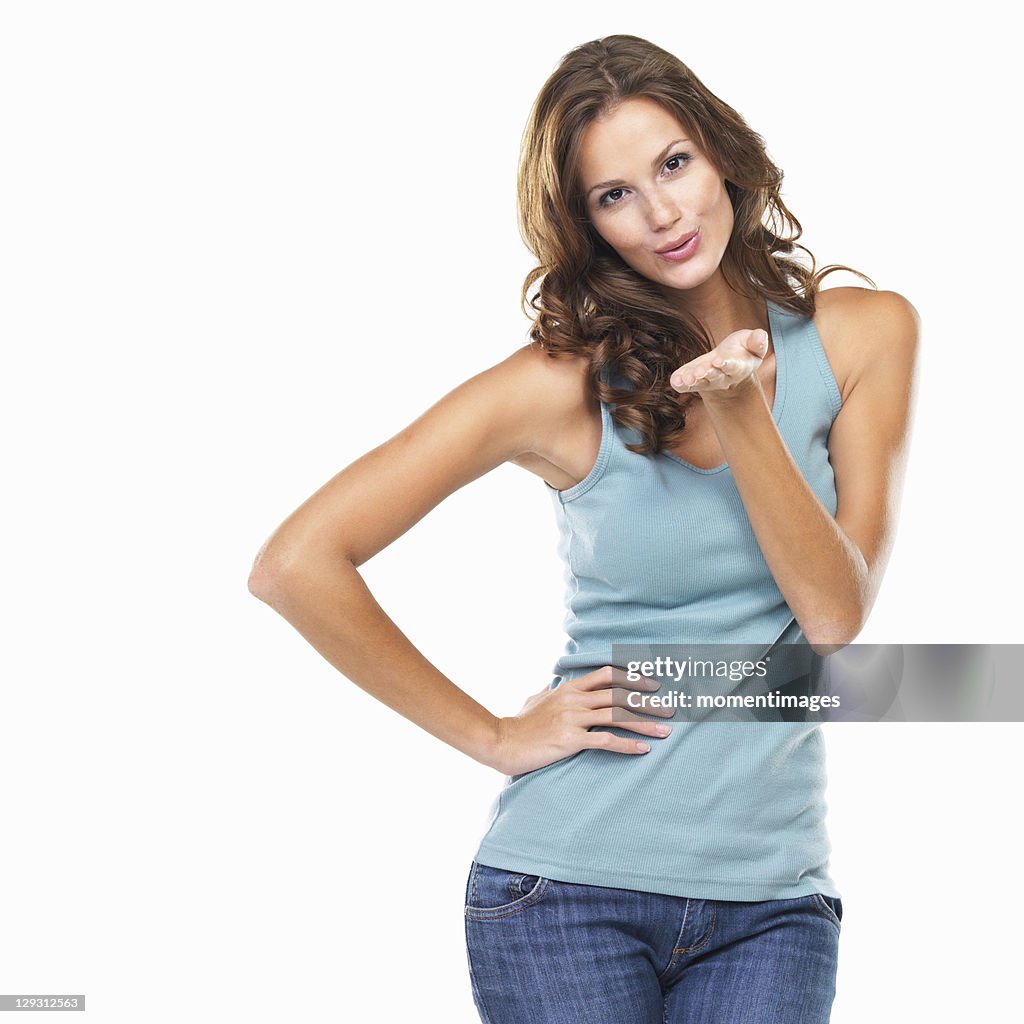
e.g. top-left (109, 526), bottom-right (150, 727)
top-left (248, 34), bottom-right (918, 1024)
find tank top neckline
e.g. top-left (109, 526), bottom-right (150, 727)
top-left (658, 299), bottom-right (789, 475)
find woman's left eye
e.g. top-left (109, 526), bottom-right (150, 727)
top-left (664, 152), bottom-right (692, 173)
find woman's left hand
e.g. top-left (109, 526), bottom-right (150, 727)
top-left (670, 327), bottom-right (769, 401)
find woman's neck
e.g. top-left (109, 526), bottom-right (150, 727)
top-left (660, 275), bottom-right (769, 341)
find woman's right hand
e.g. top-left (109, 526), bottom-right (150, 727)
top-left (489, 666), bottom-right (676, 776)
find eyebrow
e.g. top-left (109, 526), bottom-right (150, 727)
top-left (585, 138), bottom-right (692, 198)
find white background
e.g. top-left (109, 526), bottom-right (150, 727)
top-left (2, 2), bottom-right (1020, 1021)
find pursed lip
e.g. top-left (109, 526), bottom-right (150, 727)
top-left (655, 228), bottom-right (699, 254)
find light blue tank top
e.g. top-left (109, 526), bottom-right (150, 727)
top-left (473, 299), bottom-right (844, 901)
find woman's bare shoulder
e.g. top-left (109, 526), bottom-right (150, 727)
top-left (813, 287), bottom-right (920, 404)
top-left (501, 342), bottom-right (595, 423)
top-left (494, 343), bottom-right (601, 489)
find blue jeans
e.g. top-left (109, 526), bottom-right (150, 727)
top-left (464, 860), bottom-right (842, 1023)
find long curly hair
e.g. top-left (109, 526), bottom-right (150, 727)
top-left (517, 34), bottom-right (875, 455)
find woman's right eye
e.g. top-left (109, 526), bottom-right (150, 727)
top-left (599, 187), bottom-right (625, 208)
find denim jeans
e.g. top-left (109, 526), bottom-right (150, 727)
top-left (464, 860), bottom-right (842, 1024)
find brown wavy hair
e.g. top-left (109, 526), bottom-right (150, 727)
top-left (517, 33), bottom-right (875, 454)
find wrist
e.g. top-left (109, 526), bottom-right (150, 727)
top-left (701, 374), bottom-right (767, 415)
top-left (468, 713), bottom-right (509, 773)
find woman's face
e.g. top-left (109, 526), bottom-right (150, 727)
top-left (577, 96), bottom-right (734, 294)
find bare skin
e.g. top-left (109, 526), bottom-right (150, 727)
top-left (247, 342), bottom-right (681, 777)
top-left (249, 100), bottom-right (919, 778)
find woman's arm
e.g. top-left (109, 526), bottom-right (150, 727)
top-left (247, 345), bottom-right (674, 772)
top-left (247, 348), bottom-right (549, 769)
top-left (683, 289), bottom-right (921, 653)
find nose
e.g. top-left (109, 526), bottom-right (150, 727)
top-left (646, 191), bottom-right (682, 234)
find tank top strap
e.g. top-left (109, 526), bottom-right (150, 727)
top-left (768, 299), bottom-right (842, 422)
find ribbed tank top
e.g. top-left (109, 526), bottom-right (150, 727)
top-left (473, 299), bottom-right (844, 901)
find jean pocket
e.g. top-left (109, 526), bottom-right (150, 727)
top-left (809, 893), bottom-right (843, 930)
top-left (464, 860), bottom-right (551, 920)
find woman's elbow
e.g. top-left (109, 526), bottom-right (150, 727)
top-left (247, 541), bottom-right (301, 605)
top-left (248, 538), bottom-right (355, 606)
top-left (805, 611), bottom-right (864, 657)
top-left (248, 561), bottom-right (276, 604)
